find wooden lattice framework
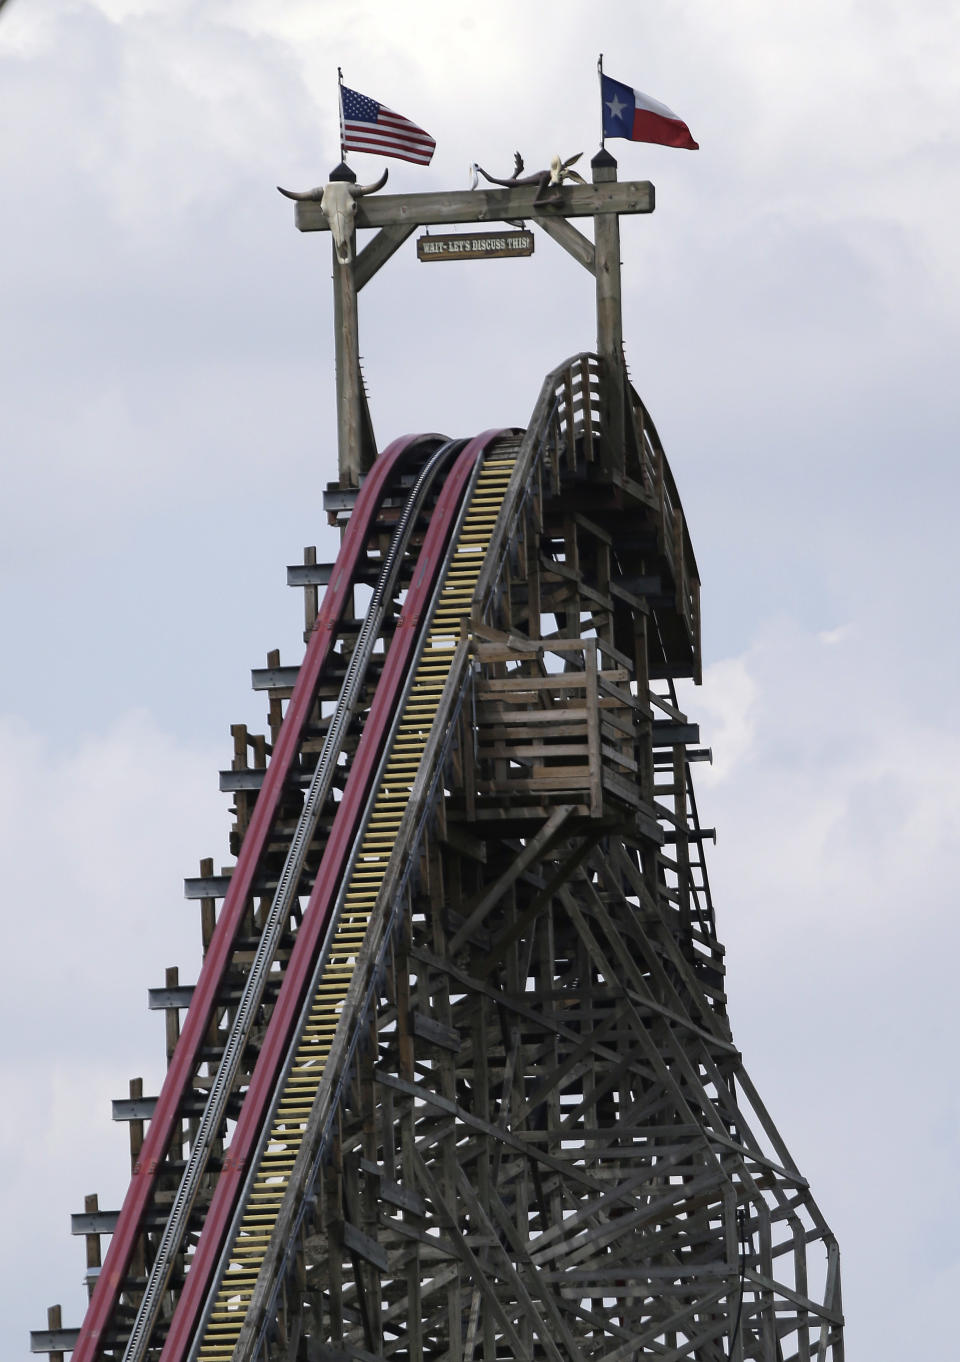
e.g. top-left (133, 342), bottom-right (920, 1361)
top-left (222, 358), bottom-right (843, 1362)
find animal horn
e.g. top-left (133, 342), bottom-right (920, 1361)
top-left (353, 167), bottom-right (389, 196)
top-left (277, 185), bottom-right (324, 201)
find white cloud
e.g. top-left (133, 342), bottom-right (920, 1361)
top-left (692, 654), bottom-right (758, 781)
top-left (0, 709), bottom-right (226, 1060)
top-left (697, 617), bottom-right (960, 939)
top-left (0, 708), bottom-right (227, 1343)
top-left (690, 614), bottom-right (960, 1353)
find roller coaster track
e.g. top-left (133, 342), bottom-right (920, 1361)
top-left (70, 429), bottom-right (468, 1360)
top-left (170, 435), bottom-right (517, 1362)
top-left (35, 355), bottom-right (843, 1362)
top-left (120, 435), bottom-right (478, 1362)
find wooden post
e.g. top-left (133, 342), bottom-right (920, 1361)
top-left (83, 1194), bottom-right (101, 1301)
top-left (332, 240), bottom-right (365, 488)
top-left (47, 1305), bottom-right (64, 1362)
top-left (591, 148), bottom-right (625, 469)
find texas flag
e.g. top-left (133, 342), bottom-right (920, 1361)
top-left (601, 73), bottom-right (699, 150)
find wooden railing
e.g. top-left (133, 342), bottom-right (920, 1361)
top-left (627, 381), bottom-right (702, 679)
top-left (475, 352), bottom-right (701, 680)
top-left (466, 636), bottom-right (641, 820)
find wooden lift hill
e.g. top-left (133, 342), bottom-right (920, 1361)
top-left (287, 148), bottom-right (650, 486)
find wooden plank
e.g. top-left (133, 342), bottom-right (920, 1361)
top-left (580, 356), bottom-right (595, 462)
top-left (475, 706), bottom-right (589, 725)
top-left (602, 767), bottom-right (643, 807)
top-left (332, 238), bottom-right (369, 485)
top-left (476, 776), bottom-right (590, 793)
top-left (417, 229), bottom-right (534, 261)
top-left (439, 818), bottom-right (486, 862)
top-left (411, 1011), bottom-right (461, 1052)
top-left (571, 510), bottom-right (612, 545)
top-left (743, 1269), bottom-right (844, 1326)
top-left (294, 180), bottom-right (655, 233)
top-left (585, 643), bottom-right (602, 815)
top-left (354, 224), bottom-right (417, 291)
top-left (531, 214), bottom-right (596, 274)
top-left (448, 805), bottom-right (573, 953)
top-left (358, 1162), bottom-right (426, 1217)
top-left (476, 742), bottom-right (589, 760)
top-left (478, 668), bottom-right (627, 692)
top-left (343, 1220), bottom-right (389, 1273)
top-left (592, 153), bottom-right (625, 467)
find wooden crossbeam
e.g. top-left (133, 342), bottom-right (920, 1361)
top-left (447, 805), bottom-right (573, 953)
top-left (293, 180), bottom-right (654, 234)
top-left (531, 214), bottom-right (596, 274)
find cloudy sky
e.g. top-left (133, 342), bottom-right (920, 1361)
top-left (2, 1), bottom-right (957, 1356)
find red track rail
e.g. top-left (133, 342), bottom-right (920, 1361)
top-left (159, 431), bottom-right (509, 1362)
top-left (73, 434), bottom-right (443, 1362)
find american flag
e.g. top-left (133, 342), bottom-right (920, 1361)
top-left (340, 85), bottom-right (436, 166)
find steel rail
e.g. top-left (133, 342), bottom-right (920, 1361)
top-left (158, 432), bottom-right (511, 1362)
top-left (118, 438), bottom-right (466, 1362)
top-left (72, 432), bottom-right (444, 1362)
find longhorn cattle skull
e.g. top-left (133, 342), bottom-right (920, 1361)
top-left (277, 168), bottom-right (389, 263)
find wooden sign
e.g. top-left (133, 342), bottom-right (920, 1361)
top-left (417, 230), bottom-right (534, 262)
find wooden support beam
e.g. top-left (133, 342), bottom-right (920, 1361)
top-left (293, 180), bottom-right (654, 233)
top-left (591, 149), bottom-right (625, 468)
top-left (448, 805), bottom-right (573, 953)
top-left (342, 1221), bottom-right (388, 1273)
top-left (354, 224), bottom-right (417, 291)
top-left (531, 214), bottom-right (596, 275)
top-left (332, 241), bottom-right (376, 486)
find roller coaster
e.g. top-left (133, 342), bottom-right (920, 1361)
top-left (32, 158), bottom-right (844, 1362)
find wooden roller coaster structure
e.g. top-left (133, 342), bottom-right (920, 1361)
top-left (33, 151), bottom-right (843, 1362)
